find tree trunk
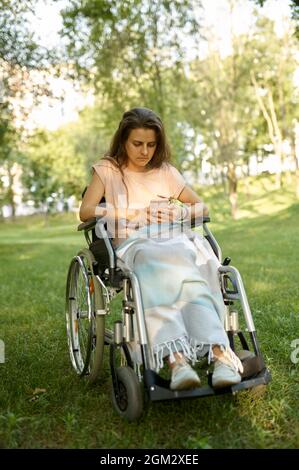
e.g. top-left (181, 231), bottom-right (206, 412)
top-left (244, 177), bottom-right (251, 199)
top-left (273, 141), bottom-right (283, 189)
top-left (221, 167), bottom-right (228, 195)
top-left (43, 204), bottom-right (50, 227)
top-left (296, 169), bottom-right (299, 199)
top-left (227, 163), bottom-right (238, 219)
top-left (7, 165), bottom-right (16, 219)
top-left (294, 159), bottom-right (299, 200)
top-left (290, 135), bottom-right (299, 199)
top-left (250, 72), bottom-right (284, 189)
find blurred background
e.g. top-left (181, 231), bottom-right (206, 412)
top-left (1, 0), bottom-right (299, 221)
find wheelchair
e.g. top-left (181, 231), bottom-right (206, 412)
top-left (65, 211), bottom-right (271, 421)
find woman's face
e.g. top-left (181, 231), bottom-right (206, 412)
top-left (124, 128), bottom-right (157, 172)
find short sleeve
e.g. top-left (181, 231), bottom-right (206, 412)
top-left (92, 161), bottom-right (108, 186)
top-left (92, 159), bottom-right (120, 187)
top-left (167, 164), bottom-right (186, 199)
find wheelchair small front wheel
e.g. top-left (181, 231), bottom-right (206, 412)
top-left (111, 366), bottom-right (143, 422)
top-left (65, 249), bottom-right (105, 382)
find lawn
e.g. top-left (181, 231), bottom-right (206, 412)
top-left (0, 175), bottom-right (299, 449)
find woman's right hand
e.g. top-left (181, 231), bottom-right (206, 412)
top-left (126, 204), bottom-right (183, 227)
top-left (145, 204), bottom-right (184, 224)
top-left (125, 206), bottom-right (168, 226)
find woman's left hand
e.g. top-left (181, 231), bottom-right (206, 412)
top-left (152, 204), bottom-right (190, 223)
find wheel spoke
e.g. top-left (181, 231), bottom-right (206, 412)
top-left (68, 258), bottom-right (91, 372)
top-left (66, 252), bottom-right (105, 382)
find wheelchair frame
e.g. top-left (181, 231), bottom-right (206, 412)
top-left (65, 216), bottom-right (271, 421)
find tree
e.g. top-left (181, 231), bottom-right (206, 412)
top-left (22, 124), bottom-right (88, 213)
top-left (182, 1), bottom-right (262, 218)
top-left (248, 16), bottom-right (299, 191)
top-left (252, 0), bottom-right (299, 38)
top-left (0, 102), bottom-right (18, 217)
top-left (181, 4), bottom-right (299, 218)
top-left (0, 0), bottom-right (53, 217)
top-left (61, 0), bottom-right (202, 133)
top-left (187, 53), bottom-right (251, 217)
top-left (21, 131), bottom-right (60, 214)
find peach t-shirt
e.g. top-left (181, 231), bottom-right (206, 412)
top-left (92, 159), bottom-right (186, 242)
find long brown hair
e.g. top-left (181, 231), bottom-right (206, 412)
top-left (105, 107), bottom-right (171, 168)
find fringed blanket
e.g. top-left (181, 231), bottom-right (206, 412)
top-left (116, 223), bottom-right (229, 371)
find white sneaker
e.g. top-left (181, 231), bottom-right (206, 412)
top-left (170, 362), bottom-right (201, 391)
top-left (212, 348), bottom-right (243, 389)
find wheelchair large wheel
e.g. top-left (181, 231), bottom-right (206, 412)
top-left (66, 248), bottom-right (105, 382)
top-left (111, 366), bottom-right (143, 422)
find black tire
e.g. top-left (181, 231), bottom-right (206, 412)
top-left (65, 249), bottom-right (105, 382)
top-left (111, 366), bottom-right (143, 422)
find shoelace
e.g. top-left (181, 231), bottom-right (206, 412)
top-left (217, 347), bottom-right (244, 374)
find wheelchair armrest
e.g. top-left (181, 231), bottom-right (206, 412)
top-left (77, 218), bottom-right (97, 232)
top-left (191, 216), bottom-right (210, 228)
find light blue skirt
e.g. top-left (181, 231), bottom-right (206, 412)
top-left (116, 223), bottom-right (229, 371)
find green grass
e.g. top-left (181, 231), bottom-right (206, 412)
top-left (1, 175), bottom-right (299, 449)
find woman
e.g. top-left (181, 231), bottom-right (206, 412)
top-left (80, 107), bottom-right (243, 391)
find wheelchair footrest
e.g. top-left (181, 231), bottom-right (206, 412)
top-left (241, 355), bottom-right (265, 379)
top-left (144, 368), bottom-right (271, 402)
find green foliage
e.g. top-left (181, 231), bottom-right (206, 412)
top-left (69, 102), bottom-right (117, 170)
top-left (0, 0), bottom-right (57, 215)
top-left (180, 14), bottom-right (298, 182)
top-left (248, 16), bottom-right (299, 137)
top-left (1, 1), bottom-right (299, 218)
top-left (21, 131), bottom-right (61, 211)
top-left (21, 127), bottom-right (88, 210)
top-left (0, 104), bottom-right (16, 160)
top-left (252, 0), bottom-right (299, 38)
top-left (61, 0), bottom-right (202, 121)
top-left (0, 0), bottom-right (50, 120)
top-left (0, 0), bottom-right (37, 67)
top-left (59, 0), bottom-right (204, 168)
